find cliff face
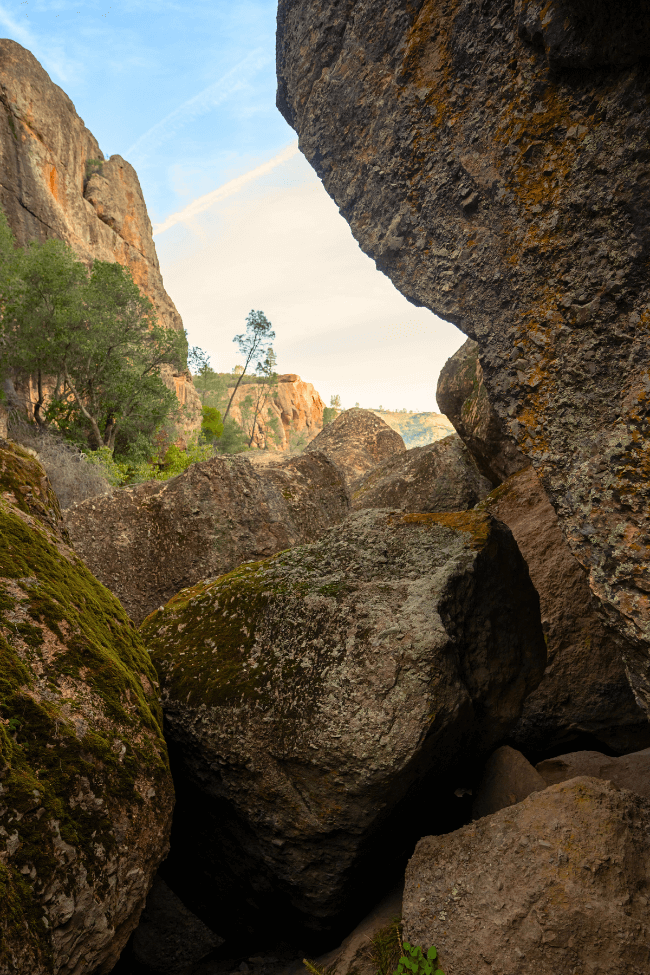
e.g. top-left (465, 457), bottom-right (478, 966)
top-left (370, 409), bottom-right (454, 448)
top-left (0, 39), bottom-right (199, 425)
top-left (226, 373), bottom-right (325, 450)
top-left (276, 1), bottom-right (650, 712)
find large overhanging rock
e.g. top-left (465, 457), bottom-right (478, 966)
top-left (64, 450), bottom-right (349, 625)
top-left (0, 440), bottom-right (174, 975)
top-left (142, 508), bottom-right (546, 944)
top-left (276, 1), bottom-right (650, 712)
top-left (403, 777), bottom-right (650, 974)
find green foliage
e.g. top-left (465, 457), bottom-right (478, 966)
top-left (0, 209), bottom-right (184, 454)
top-left (396, 942), bottom-right (444, 975)
top-left (322, 406), bottom-right (337, 426)
top-left (223, 309), bottom-right (275, 424)
top-left (84, 157), bottom-right (104, 180)
top-left (330, 393), bottom-right (341, 408)
top-left (288, 428), bottom-right (309, 453)
top-left (368, 917), bottom-right (404, 975)
top-left (160, 435), bottom-right (212, 477)
top-left (201, 405), bottom-right (224, 441)
top-left (213, 417), bottom-right (249, 455)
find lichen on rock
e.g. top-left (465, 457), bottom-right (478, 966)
top-left (0, 439), bottom-right (174, 975)
top-left (143, 507), bottom-right (546, 943)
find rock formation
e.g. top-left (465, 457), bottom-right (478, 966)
top-left (537, 746), bottom-right (650, 800)
top-left (276, 0), bottom-right (650, 712)
top-left (481, 466), bottom-right (649, 756)
top-left (305, 408), bottom-right (405, 488)
top-left (404, 778), bottom-right (650, 975)
top-left (0, 39), bottom-right (200, 429)
top-left (225, 374), bottom-right (326, 451)
top-left (369, 410), bottom-right (454, 448)
top-left (64, 450), bottom-right (349, 624)
top-left (351, 434), bottom-right (492, 512)
top-left (0, 439), bottom-right (174, 974)
top-left (437, 339), bottom-right (528, 485)
top-left (143, 508), bottom-right (546, 944)
top-left (471, 744), bottom-right (546, 820)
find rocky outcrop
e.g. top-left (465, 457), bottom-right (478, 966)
top-left (404, 778), bottom-right (650, 975)
top-left (351, 434), bottom-right (492, 512)
top-left (276, 1), bottom-right (650, 712)
top-left (471, 745), bottom-right (545, 820)
top-left (369, 411), bottom-right (454, 448)
top-left (481, 466), bottom-right (649, 756)
top-left (143, 508), bottom-right (546, 944)
top-left (0, 39), bottom-right (200, 428)
top-left (0, 439), bottom-right (174, 974)
top-left (64, 451), bottom-right (349, 624)
top-left (305, 408), bottom-right (405, 488)
top-left (437, 340), bottom-right (528, 485)
top-left (225, 374), bottom-right (326, 451)
top-left (537, 746), bottom-right (650, 801)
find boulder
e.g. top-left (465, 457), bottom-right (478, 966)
top-left (64, 450), bottom-right (349, 625)
top-left (404, 778), bottom-right (650, 975)
top-left (537, 747), bottom-right (650, 800)
top-left (276, 0), bottom-right (650, 713)
top-left (0, 440), bottom-right (174, 975)
top-left (472, 745), bottom-right (546, 820)
top-left (351, 435), bottom-right (492, 513)
top-left (482, 467), bottom-right (650, 756)
top-left (143, 508), bottom-right (546, 944)
top-left (305, 408), bottom-right (405, 488)
top-left (436, 340), bottom-right (528, 486)
top-left (129, 876), bottom-right (223, 975)
top-left (369, 411), bottom-right (455, 448)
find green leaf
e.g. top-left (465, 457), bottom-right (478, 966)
top-left (427, 948), bottom-right (437, 961)
top-left (434, 969), bottom-right (445, 975)
top-left (422, 961), bottom-right (433, 975)
top-left (403, 943), bottom-right (411, 952)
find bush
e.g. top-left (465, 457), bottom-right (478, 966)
top-left (322, 406), bottom-right (337, 426)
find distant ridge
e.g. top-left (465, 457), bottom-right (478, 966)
top-left (370, 410), bottom-right (454, 448)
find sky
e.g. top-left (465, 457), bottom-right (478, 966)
top-left (0, 0), bottom-right (465, 411)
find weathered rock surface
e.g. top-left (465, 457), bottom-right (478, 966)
top-left (481, 466), bottom-right (650, 755)
top-left (369, 410), bottom-right (454, 448)
top-left (276, 0), bottom-right (650, 712)
top-left (0, 39), bottom-right (200, 429)
top-left (226, 374), bottom-right (326, 451)
top-left (65, 451), bottom-right (349, 624)
top-left (129, 876), bottom-right (223, 975)
top-left (537, 746), bottom-right (650, 801)
top-left (143, 508), bottom-right (546, 943)
top-left (437, 340), bottom-right (528, 485)
top-left (404, 778), bottom-right (650, 975)
top-left (305, 408), bottom-right (405, 488)
top-left (472, 745), bottom-right (546, 820)
top-left (351, 434), bottom-right (492, 513)
top-left (0, 439), bottom-right (174, 975)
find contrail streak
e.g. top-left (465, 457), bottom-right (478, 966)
top-left (125, 48), bottom-right (269, 162)
top-left (152, 142), bottom-right (300, 237)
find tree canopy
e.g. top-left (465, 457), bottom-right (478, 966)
top-left (222, 309), bottom-right (275, 423)
top-left (0, 211), bottom-right (185, 452)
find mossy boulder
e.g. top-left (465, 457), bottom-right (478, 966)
top-left (143, 507), bottom-right (546, 945)
top-left (0, 440), bottom-right (174, 975)
top-left (351, 433), bottom-right (492, 512)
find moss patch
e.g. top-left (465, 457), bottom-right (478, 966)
top-left (0, 448), bottom-right (171, 969)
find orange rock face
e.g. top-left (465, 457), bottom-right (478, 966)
top-left (0, 39), bottom-right (200, 431)
top-left (226, 374), bottom-right (326, 450)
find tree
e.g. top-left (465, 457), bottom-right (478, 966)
top-left (0, 211), bottom-right (185, 452)
top-left (222, 309), bottom-right (275, 424)
top-left (330, 394), bottom-right (341, 408)
top-left (188, 344), bottom-right (211, 404)
top-left (237, 347), bottom-right (279, 448)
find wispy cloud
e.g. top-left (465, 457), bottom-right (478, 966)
top-left (125, 48), bottom-right (270, 163)
top-left (153, 142), bottom-right (300, 236)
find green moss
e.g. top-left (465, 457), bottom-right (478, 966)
top-left (0, 464), bottom-right (172, 966)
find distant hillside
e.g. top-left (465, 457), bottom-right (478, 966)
top-left (370, 410), bottom-right (454, 448)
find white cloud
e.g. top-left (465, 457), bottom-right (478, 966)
top-left (158, 153), bottom-right (465, 413)
top-left (153, 142), bottom-right (299, 235)
top-left (125, 48), bottom-right (270, 163)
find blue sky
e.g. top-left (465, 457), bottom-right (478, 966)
top-left (0, 0), bottom-right (464, 411)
